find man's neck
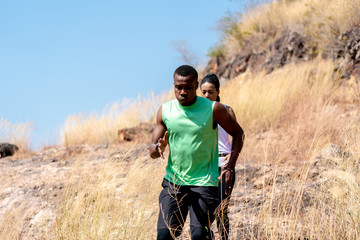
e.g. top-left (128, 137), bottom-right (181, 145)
top-left (180, 96), bottom-right (197, 106)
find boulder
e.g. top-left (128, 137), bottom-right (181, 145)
top-left (118, 123), bottom-right (154, 143)
top-left (203, 29), bottom-right (316, 78)
top-left (0, 143), bottom-right (19, 158)
top-left (333, 27), bottom-right (360, 80)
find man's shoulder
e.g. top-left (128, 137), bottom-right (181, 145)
top-left (213, 101), bottom-right (227, 115)
top-left (198, 96), bottom-right (211, 103)
top-left (197, 96), bottom-right (214, 106)
top-left (163, 99), bottom-right (177, 108)
top-left (165, 98), bottom-right (178, 104)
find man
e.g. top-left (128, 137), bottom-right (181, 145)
top-left (150, 65), bottom-right (244, 240)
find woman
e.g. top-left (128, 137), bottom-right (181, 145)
top-left (200, 73), bottom-right (236, 240)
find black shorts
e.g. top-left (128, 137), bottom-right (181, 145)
top-left (157, 178), bottom-right (220, 233)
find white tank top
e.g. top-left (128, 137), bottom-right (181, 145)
top-left (218, 124), bottom-right (231, 167)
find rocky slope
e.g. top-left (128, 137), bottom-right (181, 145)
top-left (203, 27), bottom-right (360, 82)
top-left (0, 143), bottom-right (147, 239)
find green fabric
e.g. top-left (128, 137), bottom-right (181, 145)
top-left (162, 96), bottom-right (218, 186)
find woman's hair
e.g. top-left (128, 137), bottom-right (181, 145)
top-left (200, 73), bottom-right (220, 102)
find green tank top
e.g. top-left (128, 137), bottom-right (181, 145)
top-left (162, 96), bottom-right (219, 186)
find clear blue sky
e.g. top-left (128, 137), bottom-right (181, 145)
top-left (1, 0), bottom-right (246, 149)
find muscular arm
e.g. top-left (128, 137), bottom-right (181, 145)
top-left (214, 102), bottom-right (244, 169)
top-left (227, 106), bottom-right (237, 121)
top-left (150, 106), bottom-right (168, 159)
top-left (214, 102), bottom-right (245, 194)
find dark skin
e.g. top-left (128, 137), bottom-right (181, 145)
top-left (150, 73), bottom-right (244, 195)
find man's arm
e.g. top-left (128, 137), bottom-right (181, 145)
top-left (227, 106), bottom-right (237, 121)
top-left (214, 102), bottom-right (245, 194)
top-left (214, 102), bottom-right (244, 169)
top-left (150, 106), bottom-right (168, 159)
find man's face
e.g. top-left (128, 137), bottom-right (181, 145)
top-left (174, 74), bottom-right (198, 106)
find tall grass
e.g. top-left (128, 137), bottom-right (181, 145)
top-left (55, 147), bottom-right (166, 239)
top-left (0, 118), bottom-right (33, 150)
top-left (219, 0), bottom-right (360, 56)
top-left (60, 91), bottom-right (173, 147)
top-left (221, 59), bottom-right (338, 133)
top-left (216, 58), bottom-right (360, 238)
top-left (230, 117), bottom-right (360, 239)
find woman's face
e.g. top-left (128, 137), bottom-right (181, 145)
top-left (200, 82), bottom-right (219, 101)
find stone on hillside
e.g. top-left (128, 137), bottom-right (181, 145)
top-left (329, 186), bottom-right (348, 199)
top-left (203, 29), bottom-right (316, 79)
top-left (333, 27), bottom-right (360, 81)
top-left (309, 143), bottom-right (350, 181)
top-left (0, 143), bottom-right (19, 158)
top-left (118, 123), bottom-right (154, 143)
top-left (265, 29), bottom-right (315, 73)
top-left (253, 173), bottom-right (273, 189)
top-left (316, 143), bottom-right (348, 161)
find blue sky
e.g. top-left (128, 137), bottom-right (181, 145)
top-left (1, 0), bottom-right (246, 149)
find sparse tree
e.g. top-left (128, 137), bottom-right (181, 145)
top-left (172, 40), bottom-right (199, 67)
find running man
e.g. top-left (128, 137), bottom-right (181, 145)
top-left (150, 65), bottom-right (244, 240)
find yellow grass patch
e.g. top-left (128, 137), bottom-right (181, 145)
top-left (223, 0), bottom-right (360, 55)
top-left (60, 91), bottom-right (173, 147)
top-left (0, 118), bottom-right (33, 151)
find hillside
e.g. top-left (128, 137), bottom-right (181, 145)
top-left (204, 0), bottom-right (360, 82)
top-left (1, 97), bottom-right (359, 239)
top-left (1, 0), bottom-right (360, 239)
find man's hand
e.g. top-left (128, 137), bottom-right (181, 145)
top-left (156, 131), bottom-right (168, 159)
top-left (218, 166), bottom-right (234, 196)
top-left (150, 106), bottom-right (168, 159)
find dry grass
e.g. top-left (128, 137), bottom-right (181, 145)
top-left (231, 120), bottom-right (360, 239)
top-left (217, 58), bottom-right (360, 238)
top-left (60, 91), bottom-right (173, 147)
top-left (221, 59), bottom-right (338, 133)
top-left (222, 0), bottom-right (360, 55)
top-left (0, 118), bottom-right (34, 151)
top-left (55, 147), bottom-right (166, 240)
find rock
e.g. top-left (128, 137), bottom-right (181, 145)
top-left (329, 186), bottom-right (348, 199)
top-left (203, 27), bottom-right (360, 82)
top-left (203, 29), bottom-right (316, 79)
top-left (333, 27), bottom-right (360, 80)
top-left (118, 122), bottom-right (154, 143)
top-left (265, 29), bottom-right (315, 73)
top-left (253, 172), bottom-right (274, 189)
top-left (0, 143), bottom-right (19, 158)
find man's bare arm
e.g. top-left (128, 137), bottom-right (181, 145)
top-left (214, 102), bottom-right (245, 194)
top-left (150, 106), bottom-right (168, 159)
top-left (214, 102), bottom-right (244, 168)
top-left (227, 106), bottom-right (237, 121)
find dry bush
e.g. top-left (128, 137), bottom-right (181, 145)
top-left (221, 59), bottom-right (337, 134)
top-left (61, 91), bottom-right (173, 147)
top-left (0, 118), bottom-right (33, 151)
top-left (252, 118), bottom-right (360, 240)
top-left (221, 0), bottom-right (360, 55)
